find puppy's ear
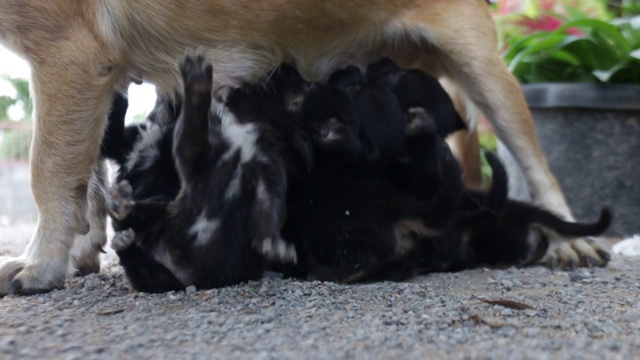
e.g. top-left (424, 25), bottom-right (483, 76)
top-left (269, 63), bottom-right (305, 93)
top-left (405, 107), bottom-right (437, 137)
top-left (327, 65), bottom-right (365, 93)
top-left (366, 58), bottom-right (401, 84)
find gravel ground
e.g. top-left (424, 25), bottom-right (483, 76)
top-left (0, 229), bottom-right (639, 359)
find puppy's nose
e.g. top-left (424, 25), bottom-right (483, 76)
top-left (304, 82), bottom-right (316, 91)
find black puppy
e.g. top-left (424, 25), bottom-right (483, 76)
top-left (366, 58), bottom-right (466, 139)
top-left (271, 67), bottom-right (463, 283)
top-left (419, 152), bottom-right (613, 272)
top-left (327, 65), bottom-right (405, 178)
top-left (328, 64), bottom-right (461, 221)
top-left (106, 54), bottom-right (306, 292)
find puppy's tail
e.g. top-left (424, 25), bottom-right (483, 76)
top-left (532, 207), bottom-right (613, 238)
top-left (101, 92), bottom-right (129, 162)
top-left (420, 139), bottom-right (464, 230)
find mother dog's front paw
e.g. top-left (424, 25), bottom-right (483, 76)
top-left (541, 236), bottom-right (611, 270)
top-left (0, 256), bottom-right (66, 296)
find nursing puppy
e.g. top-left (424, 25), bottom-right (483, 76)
top-left (102, 92), bottom-right (183, 210)
top-left (274, 69), bottom-right (463, 283)
top-left (419, 153), bottom-right (613, 273)
top-left (0, 1), bottom-right (608, 295)
top-left (327, 65), bottom-right (405, 173)
top-left (107, 54), bottom-right (302, 292)
top-left (366, 58), bottom-right (467, 140)
top-left (328, 64), bottom-right (459, 212)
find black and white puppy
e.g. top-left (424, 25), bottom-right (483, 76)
top-left (105, 54), bottom-right (306, 293)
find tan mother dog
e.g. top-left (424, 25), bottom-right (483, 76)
top-left (0, 0), bottom-right (609, 295)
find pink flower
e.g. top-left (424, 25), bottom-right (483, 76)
top-left (518, 14), bottom-right (584, 36)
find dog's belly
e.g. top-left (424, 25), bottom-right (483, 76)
top-left (104, 0), bottom-right (426, 93)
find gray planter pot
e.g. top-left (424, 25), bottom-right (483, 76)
top-left (501, 83), bottom-right (640, 237)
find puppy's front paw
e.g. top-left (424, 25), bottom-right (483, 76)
top-left (253, 237), bottom-right (297, 264)
top-left (111, 229), bottom-right (136, 252)
top-left (180, 51), bottom-right (213, 102)
top-left (541, 235), bottom-right (611, 270)
top-left (108, 181), bottom-right (134, 221)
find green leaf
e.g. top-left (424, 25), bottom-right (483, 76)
top-left (507, 33), bottom-right (569, 73)
top-left (556, 19), bottom-right (631, 54)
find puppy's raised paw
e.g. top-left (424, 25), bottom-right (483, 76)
top-left (180, 51), bottom-right (213, 103)
top-left (108, 181), bottom-right (134, 221)
top-left (111, 229), bottom-right (136, 252)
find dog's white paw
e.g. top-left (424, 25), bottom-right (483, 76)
top-left (254, 237), bottom-right (297, 264)
top-left (108, 180), bottom-right (134, 221)
top-left (541, 235), bottom-right (611, 270)
top-left (0, 255), bottom-right (68, 296)
top-left (111, 229), bottom-right (136, 252)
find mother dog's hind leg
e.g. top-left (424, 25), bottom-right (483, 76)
top-left (0, 52), bottom-right (119, 295)
top-left (403, 0), bottom-right (609, 269)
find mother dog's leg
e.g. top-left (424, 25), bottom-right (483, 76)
top-left (0, 50), bottom-right (118, 295)
top-left (402, 0), bottom-right (609, 268)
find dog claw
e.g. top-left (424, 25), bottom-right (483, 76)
top-left (8, 279), bottom-right (22, 295)
top-left (596, 248), bottom-right (611, 263)
top-left (583, 255), bottom-right (597, 268)
top-left (568, 258), bottom-right (577, 271)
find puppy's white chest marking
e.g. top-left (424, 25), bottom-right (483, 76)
top-left (189, 211), bottom-right (220, 247)
top-left (224, 167), bottom-right (242, 200)
top-left (222, 122), bottom-right (258, 164)
top-left (125, 124), bottom-right (163, 171)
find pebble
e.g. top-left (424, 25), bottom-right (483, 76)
top-left (569, 270), bottom-right (592, 283)
top-left (501, 279), bottom-right (514, 289)
top-left (0, 253), bottom-right (636, 359)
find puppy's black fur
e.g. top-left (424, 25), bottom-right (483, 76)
top-left (106, 55), bottom-right (307, 292)
top-left (366, 58), bottom-right (466, 139)
top-left (327, 65), bottom-right (405, 175)
top-left (419, 152), bottom-right (613, 272)
top-left (271, 66), bottom-right (463, 283)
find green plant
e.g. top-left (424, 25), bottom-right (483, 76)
top-left (0, 74), bottom-right (32, 121)
top-left (503, 15), bottom-right (640, 83)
